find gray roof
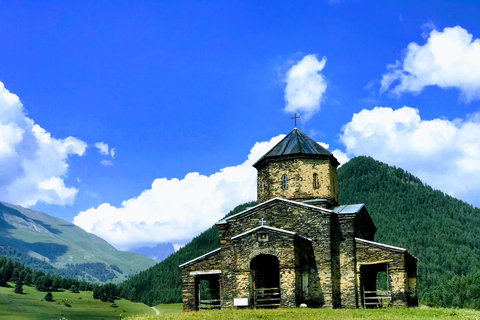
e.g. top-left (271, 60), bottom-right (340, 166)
top-left (253, 128), bottom-right (338, 169)
top-left (218, 197), bottom-right (333, 224)
top-left (332, 204), bottom-right (365, 214)
top-left (355, 238), bottom-right (407, 253)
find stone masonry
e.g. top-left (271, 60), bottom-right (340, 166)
top-left (180, 128), bottom-right (417, 310)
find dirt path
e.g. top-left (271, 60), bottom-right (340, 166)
top-left (151, 306), bottom-right (160, 315)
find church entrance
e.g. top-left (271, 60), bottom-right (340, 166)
top-left (250, 254), bottom-right (280, 308)
top-left (194, 274), bottom-right (220, 310)
top-left (360, 263), bottom-right (391, 308)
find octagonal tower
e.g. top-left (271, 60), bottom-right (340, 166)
top-left (253, 128), bottom-right (339, 208)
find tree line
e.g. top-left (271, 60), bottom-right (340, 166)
top-left (0, 246), bottom-right (121, 282)
top-left (0, 256), bottom-right (119, 303)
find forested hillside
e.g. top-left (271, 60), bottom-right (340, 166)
top-left (119, 156), bottom-right (480, 308)
top-left (338, 156), bottom-right (480, 308)
top-left (0, 246), bottom-right (124, 282)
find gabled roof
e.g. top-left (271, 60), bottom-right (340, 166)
top-left (355, 238), bottom-right (418, 261)
top-left (355, 238), bottom-right (406, 252)
top-left (179, 248), bottom-right (221, 268)
top-left (216, 197), bottom-right (333, 225)
top-left (231, 225), bottom-right (312, 241)
top-left (253, 128), bottom-right (339, 169)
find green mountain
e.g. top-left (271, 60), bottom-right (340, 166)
top-left (118, 156), bottom-right (480, 307)
top-left (0, 202), bottom-right (156, 282)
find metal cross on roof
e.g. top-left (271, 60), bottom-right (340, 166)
top-left (259, 218), bottom-right (266, 226)
top-left (291, 113), bottom-right (300, 128)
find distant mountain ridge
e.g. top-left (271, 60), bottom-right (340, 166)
top-left (130, 243), bottom-right (175, 262)
top-left (0, 202), bottom-right (156, 283)
top-left (118, 156), bottom-right (480, 307)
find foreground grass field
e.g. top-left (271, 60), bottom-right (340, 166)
top-left (0, 283), bottom-right (154, 320)
top-left (131, 303), bottom-right (480, 320)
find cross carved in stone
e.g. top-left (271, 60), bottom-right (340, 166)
top-left (259, 218), bottom-right (266, 226)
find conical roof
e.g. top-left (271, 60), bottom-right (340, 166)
top-left (253, 128), bottom-right (339, 169)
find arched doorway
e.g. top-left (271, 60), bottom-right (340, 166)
top-left (250, 254), bottom-right (280, 308)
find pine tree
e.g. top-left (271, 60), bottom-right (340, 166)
top-left (10, 268), bottom-right (20, 282)
top-left (45, 291), bottom-right (53, 302)
top-left (14, 279), bottom-right (23, 294)
top-left (0, 267), bottom-right (7, 287)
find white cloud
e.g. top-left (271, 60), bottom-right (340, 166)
top-left (340, 106), bottom-right (480, 207)
top-left (318, 142), bottom-right (350, 166)
top-left (284, 54), bottom-right (327, 121)
top-left (95, 142), bottom-right (110, 156)
top-left (73, 135), bottom-right (285, 250)
top-left (331, 149), bottom-right (350, 166)
top-left (0, 81), bottom-right (87, 206)
top-left (173, 244), bottom-right (184, 252)
top-left (95, 142), bottom-right (115, 165)
top-left (381, 26), bottom-right (480, 101)
top-left (100, 160), bottom-right (113, 166)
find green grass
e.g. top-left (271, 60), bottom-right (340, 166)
top-left (0, 283), bottom-right (155, 320)
top-left (128, 306), bottom-right (480, 320)
top-left (154, 303), bottom-right (183, 314)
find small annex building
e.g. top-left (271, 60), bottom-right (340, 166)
top-left (180, 128), bottom-right (417, 310)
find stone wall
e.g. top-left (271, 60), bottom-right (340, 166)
top-left (354, 208), bottom-right (376, 241)
top-left (332, 213), bottom-right (358, 308)
top-left (216, 222), bottom-right (235, 309)
top-left (231, 229), bottom-right (306, 307)
top-left (182, 200), bottom-right (416, 311)
top-left (257, 158), bottom-right (338, 204)
top-left (181, 249), bottom-right (223, 311)
top-left (355, 239), bottom-right (417, 307)
top-left (225, 199), bottom-right (334, 307)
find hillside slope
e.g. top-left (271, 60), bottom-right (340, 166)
top-left (0, 202), bottom-right (156, 282)
top-left (119, 156), bottom-right (480, 305)
top-left (337, 156), bottom-right (480, 299)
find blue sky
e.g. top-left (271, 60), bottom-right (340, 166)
top-left (1, 1), bottom-right (480, 250)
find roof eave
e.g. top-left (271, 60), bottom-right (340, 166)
top-left (253, 153), bottom-right (339, 170)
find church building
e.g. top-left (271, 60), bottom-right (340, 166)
top-left (180, 128), bottom-right (417, 310)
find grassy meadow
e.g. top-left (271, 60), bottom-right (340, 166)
top-left (0, 283), bottom-right (154, 320)
top-left (130, 304), bottom-right (480, 320)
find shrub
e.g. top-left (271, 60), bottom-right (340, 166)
top-left (45, 291), bottom-right (54, 302)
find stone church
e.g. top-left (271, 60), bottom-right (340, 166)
top-left (180, 128), bottom-right (417, 310)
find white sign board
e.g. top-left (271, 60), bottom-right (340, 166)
top-left (234, 298), bottom-right (249, 306)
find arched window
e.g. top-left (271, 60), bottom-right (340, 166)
top-left (282, 175), bottom-right (287, 190)
top-left (313, 173), bottom-right (319, 189)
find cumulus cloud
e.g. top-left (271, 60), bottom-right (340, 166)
top-left (73, 135), bottom-right (285, 250)
top-left (284, 54), bottom-right (327, 121)
top-left (340, 106), bottom-right (480, 206)
top-left (318, 142), bottom-right (350, 166)
top-left (0, 81), bottom-right (87, 206)
top-left (381, 26), bottom-right (480, 101)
